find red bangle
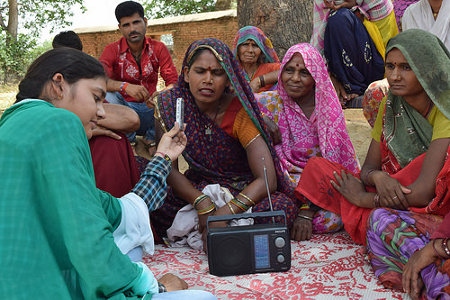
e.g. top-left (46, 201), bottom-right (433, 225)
top-left (120, 82), bottom-right (129, 93)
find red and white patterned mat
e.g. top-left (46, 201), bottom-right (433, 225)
top-left (143, 231), bottom-right (408, 299)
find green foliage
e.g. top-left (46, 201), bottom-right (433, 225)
top-left (142, 0), bottom-right (216, 19)
top-left (0, 0), bottom-right (83, 84)
top-left (0, 0), bottom-right (85, 39)
top-left (0, 30), bottom-right (52, 84)
top-left (0, 32), bottom-right (33, 83)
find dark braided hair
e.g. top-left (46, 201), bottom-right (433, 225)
top-left (16, 48), bottom-right (105, 103)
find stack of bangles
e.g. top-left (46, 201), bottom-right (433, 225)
top-left (297, 203), bottom-right (313, 221)
top-left (193, 194), bottom-right (216, 215)
top-left (432, 238), bottom-right (450, 258)
top-left (226, 192), bottom-right (255, 215)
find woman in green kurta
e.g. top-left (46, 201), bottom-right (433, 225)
top-left (0, 48), bottom-right (216, 300)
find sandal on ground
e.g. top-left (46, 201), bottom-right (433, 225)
top-left (142, 140), bottom-right (157, 156)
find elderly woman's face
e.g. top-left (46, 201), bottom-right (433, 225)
top-left (238, 39), bottom-right (262, 65)
top-left (385, 48), bottom-right (424, 100)
top-left (281, 53), bottom-right (315, 101)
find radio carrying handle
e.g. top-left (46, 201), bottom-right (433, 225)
top-left (206, 210), bottom-right (287, 231)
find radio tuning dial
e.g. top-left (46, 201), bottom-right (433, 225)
top-left (274, 237), bottom-right (285, 248)
top-left (277, 254), bottom-right (285, 263)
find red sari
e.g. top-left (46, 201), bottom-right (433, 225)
top-left (89, 133), bottom-right (140, 198)
top-left (295, 146), bottom-right (450, 245)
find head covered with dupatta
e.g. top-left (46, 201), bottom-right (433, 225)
top-left (232, 26), bottom-right (280, 64)
top-left (382, 29), bottom-right (450, 167)
top-left (156, 37), bottom-right (291, 193)
top-left (265, 42), bottom-right (359, 175)
top-left (386, 29), bottom-right (450, 118)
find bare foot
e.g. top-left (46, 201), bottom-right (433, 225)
top-left (347, 93), bottom-right (360, 100)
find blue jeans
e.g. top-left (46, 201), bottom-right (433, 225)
top-left (105, 92), bottom-right (155, 142)
top-left (152, 290), bottom-right (217, 299)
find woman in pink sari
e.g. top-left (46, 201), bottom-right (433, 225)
top-left (256, 43), bottom-right (359, 241)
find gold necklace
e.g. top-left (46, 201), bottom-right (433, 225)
top-left (433, 10), bottom-right (439, 18)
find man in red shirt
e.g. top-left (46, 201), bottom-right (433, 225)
top-left (100, 1), bottom-right (178, 149)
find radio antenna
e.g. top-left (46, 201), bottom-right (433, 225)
top-left (262, 157), bottom-right (275, 223)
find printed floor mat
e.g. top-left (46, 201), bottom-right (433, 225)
top-left (143, 231), bottom-right (409, 299)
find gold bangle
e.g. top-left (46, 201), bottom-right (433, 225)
top-left (227, 202), bottom-right (236, 214)
top-left (238, 192), bottom-right (255, 206)
top-left (197, 203), bottom-right (216, 215)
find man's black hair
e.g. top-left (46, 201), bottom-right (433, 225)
top-left (52, 31), bottom-right (83, 51)
top-left (115, 1), bottom-right (145, 23)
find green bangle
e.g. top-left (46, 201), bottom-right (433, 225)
top-left (193, 194), bottom-right (209, 209)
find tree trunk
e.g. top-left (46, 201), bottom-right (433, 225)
top-left (237, 0), bottom-right (313, 59)
top-left (215, 0), bottom-right (233, 10)
top-left (7, 0), bottom-right (19, 41)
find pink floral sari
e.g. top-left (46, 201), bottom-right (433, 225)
top-left (256, 43), bottom-right (359, 190)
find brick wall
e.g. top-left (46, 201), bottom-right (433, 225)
top-left (76, 10), bottom-right (238, 73)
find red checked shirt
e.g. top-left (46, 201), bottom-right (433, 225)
top-left (100, 36), bottom-right (178, 102)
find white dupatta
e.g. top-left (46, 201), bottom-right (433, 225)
top-left (402, 0), bottom-right (450, 50)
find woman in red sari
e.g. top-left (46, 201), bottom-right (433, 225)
top-left (295, 29), bottom-right (450, 245)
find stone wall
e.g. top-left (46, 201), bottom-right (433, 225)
top-left (76, 10), bottom-right (238, 73)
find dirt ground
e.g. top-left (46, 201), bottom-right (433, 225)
top-left (0, 91), bottom-right (371, 165)
top-left (0, 91), bottom-right (15, 113)
top-left (343, 108), bottom-right (372, 164)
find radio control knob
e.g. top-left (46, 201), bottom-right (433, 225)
top-left (274, 237), bottom-right (285, 248)
top-left (277, 254), bottom-right (285, 263)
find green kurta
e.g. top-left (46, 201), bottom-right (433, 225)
top-left (0, 100), bottom-right (148, 299)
